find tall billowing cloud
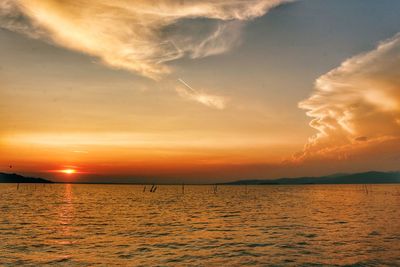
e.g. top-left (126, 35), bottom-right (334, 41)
top-left (0, 0), bottom-right (290, 79)
top-left (299, 34), bottom-right (400, 161)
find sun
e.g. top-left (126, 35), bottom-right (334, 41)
top-left (60, 169), bottom-right (76, 174)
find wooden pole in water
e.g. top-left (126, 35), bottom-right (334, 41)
top-left (182, 183), bottom-right (185, 194)
top-left (150, 184), bottom-right (157, 192)
top-left (143, 185), bottom-right (146, 192)
top-left (213, 184), bottom-right (218, 194)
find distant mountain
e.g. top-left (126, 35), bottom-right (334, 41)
top-left (224, 171), bottom-right (400, 185)
top-left (0, 172), bottom-right (53, 183)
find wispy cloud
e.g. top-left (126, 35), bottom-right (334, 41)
top-left (177, 79), bottom-right (227, 110)
top-left (0, 0), bottom-right (291, 79)
top-left (298, 34), bottom-right (400, 160)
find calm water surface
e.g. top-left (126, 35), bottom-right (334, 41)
top-left (0, 184), bottom-right (399, 266)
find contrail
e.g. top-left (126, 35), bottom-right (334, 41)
top-left (176, 78), bottom-right (226, 110)
top-left (178, 78), bottom-right (197, 93)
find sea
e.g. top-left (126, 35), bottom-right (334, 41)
top-left (0, 184), bottom-right (399, 266)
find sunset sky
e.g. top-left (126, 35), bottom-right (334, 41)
top-left (1, 0), bottom-right (400, 183)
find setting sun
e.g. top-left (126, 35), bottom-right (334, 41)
top-left (60, 169), bottom-right (76, 175)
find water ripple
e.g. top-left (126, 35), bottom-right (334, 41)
top-left (0, 184), bottom-right (399, 266)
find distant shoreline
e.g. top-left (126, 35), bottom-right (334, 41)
top-left (222, 171), bottom-right (400, 185)
top-left (1, 171), bottom-right (400, 185)
top-left (1, 182), bottom-right (400, 186)
top-left (0, 172), bottom-right (53, 184)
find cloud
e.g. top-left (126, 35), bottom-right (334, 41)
top-left (177, 79), bottom-right (227, 109)
top-left (0, 0), bottom-right (291, 79)
top-left (298, 34), bottom-right (400, 161)
top-left (189, 21), bottom-right (244, 59)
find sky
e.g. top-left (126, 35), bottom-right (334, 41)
top-left (1, 0), bottom-right (400, 183)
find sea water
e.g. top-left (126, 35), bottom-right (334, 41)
top-left (0, 184), bottom-right (399, 266)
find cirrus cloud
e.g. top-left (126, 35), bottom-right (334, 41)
top-left (0, 0), bottom-right (291, 79)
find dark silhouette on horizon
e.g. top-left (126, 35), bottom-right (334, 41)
top-left (223, 171), bottom-right (400, 185)
top-left (1, 171), bottom-right (400, 185)
top-left (0, 173), bottom-right (53, 183)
